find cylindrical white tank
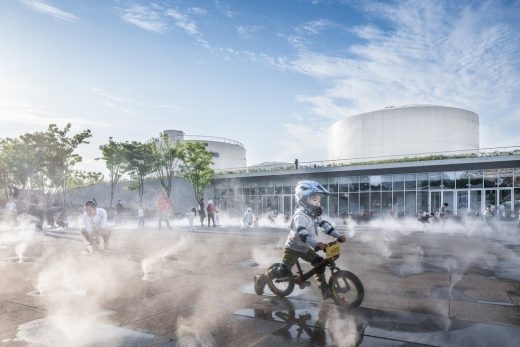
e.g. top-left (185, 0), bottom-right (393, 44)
top-left (327, 105), bottom-right (479, 160)
top-left (160, 131), bottom-right (247, 169)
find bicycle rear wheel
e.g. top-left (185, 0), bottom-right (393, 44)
top-left (266, 263), bottom-right (295, 297)
top-left (329, 270), bottom-right (364, 307)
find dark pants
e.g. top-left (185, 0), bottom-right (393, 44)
top-left (199, 214), bottom-right (205, 226)
top-left (207, 213), bottom-right (215, 227)
top-left (267, 247), bottom-right (326, 287)
top-left (27, 207), bottom-right (44, 230)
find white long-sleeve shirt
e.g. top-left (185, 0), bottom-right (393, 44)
top-left (83, 208), bottom-right (109, 232)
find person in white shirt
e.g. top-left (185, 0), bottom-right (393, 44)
top-left (138, 207), bottom-right (145, 228)
top-left (81, 200), bottom-right (111, 251)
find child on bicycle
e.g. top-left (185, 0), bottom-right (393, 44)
top-left (254, 180), bottom-right (346, 299)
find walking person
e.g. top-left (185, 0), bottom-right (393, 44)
top-left (207, 199), bottom-right (216, 227)
top-left (138, 206), bottom-right (145, 229)
top-left (187, 208), bottom-right (196, 231)
top-left (116, 200), bottom-right (124, 225)
top-left (198, 198), bottom-right (206, 226)
top-left (157, 193), bottom-right (171, 230)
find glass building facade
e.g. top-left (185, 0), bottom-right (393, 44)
top-left (212, 166), bottom-right (520, 219)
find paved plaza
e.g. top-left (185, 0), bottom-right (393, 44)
top-left (0, 221), bottom-right (519, 346)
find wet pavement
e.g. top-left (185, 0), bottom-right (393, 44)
top-left (0, 223), bottom-right (518, 346)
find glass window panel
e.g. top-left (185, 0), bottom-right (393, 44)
top-left (456, 171), bottom-right (469, 189)
top-left (484, 170), bottom-right (498, 188)
top-left (498, 169), bottom-right (513, 187)
top-left (429, 172), bottom-right (442, 189)
top-left (468, 170), bottom-right (483, 188)
top-left (258, 187), bottom-right (266, 195)
top-left (498, 190), bottom-right (512, 218)
top-left (329, 193), bottom-right (339, 217)
top-left (328, 178), bottom-right (339, 193)
top-left (349, 193), bottom-right (359, 214)
top-left (250, 187), bottom-right (258, 195)
top-left (417, 191), bottom-right (429, 213)
top-left (417, 173), bottom-right (429, 190)
top-left (393, 191), bottom-right (405, 214)
top-left (382, 192), bottom-right (392, 213)
top-left (470, 190), bottom-right (481, 214)
top-left (382, 175), bottom-right (392, 191)
top-left (405, 191), bottom-right (416, 215)
top-left (339, 177), bottom-right (349, 192)
top-left (370, 175), bottom-right (381, 191)
top-left (348, 176), bottom-right (359, 192)
top-left (457, 191), bottom-right (468, 214)
top-left (370, 192), bottom-right (381, 211)
top-left (339, 193), bottom-right (348, 218)
top-left (405, 173), bottom-right (416, 190)
top-left (282, 186), bottom-right (291, 194)
top-left (393, 174), bottom-right (404, 190)
top-left (485, 190), bottom-right (496, 208)
top-left (360, 176), bottom-right (369, 191)
top-left (360, 193), bottom-right (369, 213)
top-left (265, 186), bottom-right (274, 194)
top-left (514, 189), bottom-right (520, 215)
top-left (515, 169), bottom-right (520, 187)
top-left (442, 172), bottom-right (456, 189)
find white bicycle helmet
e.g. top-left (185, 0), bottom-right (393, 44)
top-left (294, 180), bottom-right (329, 217)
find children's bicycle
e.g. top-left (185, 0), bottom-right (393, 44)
top-left (266, 240), bottom-right (364, 307)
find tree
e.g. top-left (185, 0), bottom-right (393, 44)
top-left (151, 133), bottom-right (182, 208)
top-left (22, 123), bottom-right (92, 203)
top-left (122, 141), bottom-right (155, 206)
top-left (99, 138), bottom-right (128, 208)
top-left (66, 170), bottom-right (104, 189)
top-left (0, 137), bottom-right (39, 191)
top-left (179, 142), bottom-right (214, 203)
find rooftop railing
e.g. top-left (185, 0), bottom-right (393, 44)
top-left (183, 135), bottom-right (244, 148)
top-left (214, 146), bottom-right (520, 176)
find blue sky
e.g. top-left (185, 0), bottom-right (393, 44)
top-left (1, 0), bottom-right (519, 172)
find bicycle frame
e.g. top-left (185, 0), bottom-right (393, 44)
top-left (294, 241), bottom-right (340, 285)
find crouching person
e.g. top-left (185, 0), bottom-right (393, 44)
top-left (81, 200), bottom-right (111, 252)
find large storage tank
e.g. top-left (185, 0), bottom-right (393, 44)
top-left (163, 130), bottom-right (246, 169)
top-left (327, 105), bottom-right (479, 160)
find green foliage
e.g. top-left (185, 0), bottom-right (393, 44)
top-left (66, 170), bottom-right (104, 189)
top-left (99, 137), bottom-right (129, 207)
top-left (178, 141), bottom-right (214, 202)
top-left (122, 141), bottom-right (155, 205)
top-left (151, 133), bottom-right (182, 201)
top-left (0, 123), bottom-right (91, 203)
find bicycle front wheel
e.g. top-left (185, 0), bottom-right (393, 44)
top-left (329, 270), bottom-right (364, 307)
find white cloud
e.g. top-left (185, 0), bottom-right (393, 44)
top-left (120, 5), bottom-right (167, 33)
top-left (0, 100), bottom-right (108, 127)
top-left (166, 9), bottom-right (199, 35)
top-left (295, 19), bottom-right (338, 35)
top-left (275, 123), bottom-right (327, 162)
top-left (188, 7), bottom-right (208, 16)
top-left (20, 0), bottom-right (79, 22)
top-left (236, 25), bottom-right (261, 39)
top-left (215, 0), bottom-right (236, 18)
top-left (285, 1), bottom-right (520, 149)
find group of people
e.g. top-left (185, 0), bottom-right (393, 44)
top-left (188, 198), bottom-right (219, 230)
top-left (2, 195), bottom-right (68, 231)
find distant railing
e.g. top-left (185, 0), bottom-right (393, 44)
top-left (214, 146), bottom-right (520, 176)
top-left (183, 135), bottom-right (244, 148)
